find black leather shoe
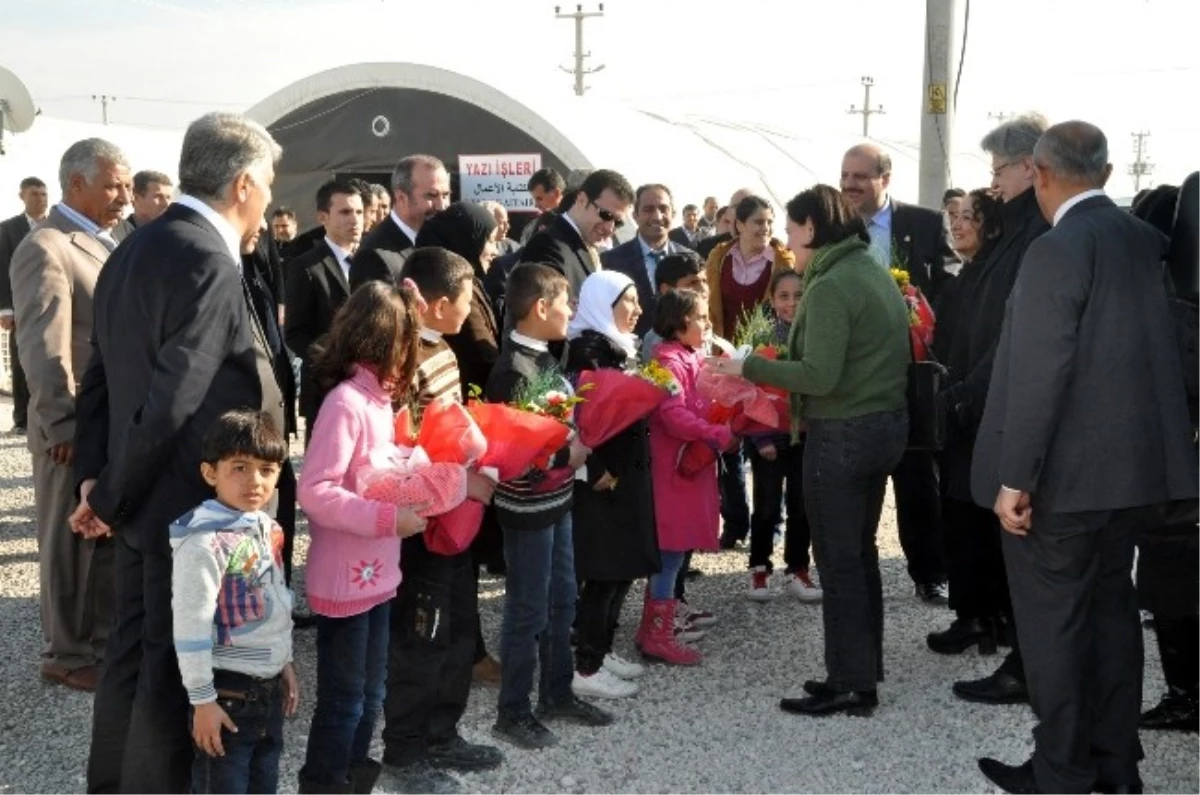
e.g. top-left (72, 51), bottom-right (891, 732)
top-left (1139, 688), bottom-right (1199, 732)
top-left (536, 695), bottom-right (613, 726)
top-left (927, 617), bottom-right (997, 655)
top-left (953, 669), bottom-right (1029, 704)
top-left (493, 712), bottom-right (557, 749)
top-left (1094, 780), bottom-right (1144, 794)
top-left (803, 679), bottom-right (832, 697)
top-left (426, 735), bottom-right (503, 772)
top-left (915, 581), bottom-right (950, 605)
top-left (292, 608), bottom-right (318, 630)
top-left (780, 689), bottom-right (877, 717)
top-left (978, 757), bottom-right (1040, 793)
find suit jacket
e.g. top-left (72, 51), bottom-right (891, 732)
top-left (518, 215), bottom-right (596, 299)
top-left (444, 279), bottom-right (500, 395)
top-left (891, 199), bottom-right (956, 301)
top-left (243, 246), bottom-right (297, 436)
top-left (73, 202), bottom-right (281, 542)
top-left (0, 213), bottom-right (33, 311)
top-left (285, 240), bottom-right (352, 421)
top-left (10, 206), bottom-right (108, 453)
top-left (695, 231), bottom-right (732, 262)
top-left (601, 237), bottom-right (692, 336)
top-left (349, 215), bottom-right (413, 290)
top-left (668, 227), bottom-right (699, 250)
top-left (970, 195), bottom-right (1198, 514)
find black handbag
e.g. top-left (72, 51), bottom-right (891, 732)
top-left (907, 353), bottom-right (948, 451)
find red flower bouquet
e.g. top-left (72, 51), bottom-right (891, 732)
top-left (573, 362), bottom-right (678, 449)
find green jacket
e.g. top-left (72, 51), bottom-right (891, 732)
top-left (743, 235), bottom-right (910, 428)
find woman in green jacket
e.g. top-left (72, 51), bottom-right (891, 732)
top-left (708, 185), bottom-right (910, 717)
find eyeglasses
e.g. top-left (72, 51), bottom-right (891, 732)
top-left (990, 161), bottom-right (1022, 178)
top-left (590, 200), bottom-right (625, 228)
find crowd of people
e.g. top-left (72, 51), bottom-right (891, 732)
top-left (0, 108), bottom-right (1195, 795)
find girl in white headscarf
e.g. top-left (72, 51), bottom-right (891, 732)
top-left (564, 271), bottom-right (661, 700)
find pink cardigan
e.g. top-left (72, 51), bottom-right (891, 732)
top-left (298, 367), bottom-right (403, 618)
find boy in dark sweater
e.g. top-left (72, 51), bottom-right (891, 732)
top-left (382, 248), bottom-right (503, 788)
top-left (486, 263), bottom-right (609, 749)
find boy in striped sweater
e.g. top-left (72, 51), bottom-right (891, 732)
top-left (170, 410), bottom-right (298, 793)
top-left (485, 263), bottom-right (609, 750)
top-left (381, 247), bottom-right (504, 784)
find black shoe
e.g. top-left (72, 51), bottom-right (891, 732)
top-left (1094, 779), bottom-right (1144, 794)
top-left (953, 668), bottom-right (1029, 705)
top-left (802, 679), bottom-right (832, 696)
top-left (493, 712), bottom-right (557, 749)
top-left (914, 581), bottom-right (950, 605)
top-left (11, 425), bottom-right (26, 436)
top-left (779, 689), bottom-right (877, 717)
top-left (927, 617), bottom-right (997, 655)
top-left (293, 608), bottom-right (318, 630)
top-left (977, 757), bottom-right (1041, 794)
top-left (536, 695), bottom-right (613, 726)
top-left (1139, 688), bottom-right (1199, 732)
top-left (348, 759), bottom-right (382, 795)
top-left (426, 735), bottom-right (503, 772)
top-left (718, 531), bottom-right (746, 550)
top-left (683, 566), bottom-right (703, 580)
top-left (380, 757), bottom-right (460, 794)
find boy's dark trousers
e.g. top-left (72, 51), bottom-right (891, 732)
top-left (748, 439), bottom-right (811, 573)
top-left (382, 538), bottom-right (477, 762)
top-left (191, 670), bottom-right (285, 794)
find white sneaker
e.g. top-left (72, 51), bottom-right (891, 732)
top-left (673, 615), bottom-right (707, 642)
top-left (784, 568), bottom-right (823, 602)
top-left (747, 566), bottom-right (773, 602)
top-left (572, 668), bottom-right (639, 699)
top-left (679, 601), bottom-right (718, 628)
top-left (602, 652), bottom-right (646, 680)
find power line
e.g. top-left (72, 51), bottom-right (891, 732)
top-left (37, 94), bottom-right (249, 107)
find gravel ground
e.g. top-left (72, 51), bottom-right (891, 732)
top-left (0, 394), bottom-right (1195, 793)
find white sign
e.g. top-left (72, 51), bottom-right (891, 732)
top-left (459, 153), bottom-right (542, 213)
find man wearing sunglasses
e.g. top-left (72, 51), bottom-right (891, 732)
top-left (518, 168), bottom-right (634, 300)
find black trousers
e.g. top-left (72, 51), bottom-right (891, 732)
top-left (382, 539), bottom-right (477, 761)
top-left (276, 459), bottom-right (297, 586)
top-left (9, 329), bottom-right (28, 427)
top-left (1136, 521), bottom-right (1199, 694)
top-left (718, 444), bottom-right (751, 541)
top-left (1003, 507), bottom-right (1146, 793)
top-left (575, 579), bottom-right (632, 674)
top-left (747, 440), bottom-right (811, 573)
top-left (891, 450), bottom-right (946, 586)
top-left (87, 532), bottom-right (192, 794)
top-left (942, 496), bottom-right (1009, 619)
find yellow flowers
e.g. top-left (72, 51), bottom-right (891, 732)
top-left (635, 360), bottom-right (681, 396)
top-left (890, 267), bottom-right (912, 291)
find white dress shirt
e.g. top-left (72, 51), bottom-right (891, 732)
top-left (389, 210), bottom-right (419, 246)
top-left (1052, 189), bottom-right (1106, 227)
top-left (174, 194), bottom-right (243, 267)
top-left (324, 236), bottom-right (353, 281)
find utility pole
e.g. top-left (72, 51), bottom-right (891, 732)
top-left (1129, 131), bottom-right (1154, 192)
top-left (847, 77), bottom-right (884, 138)
top-left (92, 94), bottom-right (115, 125)
top-left (988, 111), bottom-right (1013, 124)
top-left (918, 0), bottom-right (960, 209)
top-left (555, 4), bottom-right (605, 96)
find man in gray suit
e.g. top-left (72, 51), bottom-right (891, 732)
top-left (11, 139), bottom-right (131, 692)
top-left (601, 183), bottom-right (693, 337)
top-left (972, 121), bottom-right (1198, 794)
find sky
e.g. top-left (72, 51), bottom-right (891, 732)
top-left (2, 0), bottom-right (1197, 199)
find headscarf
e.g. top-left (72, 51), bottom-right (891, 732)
top-left (568, 270), bottom-right (639, 359)
top-left (414, 201), bottom-right (498, 280)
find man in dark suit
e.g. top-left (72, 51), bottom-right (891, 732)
top-left (70, 112), bottom-right (286, 794)
top-left (972, 121), bottom-right (1198, 795)
top-left (285, 178), bottom-right (363, 442)
top-left (842, 143), bottom-right (952, 603)
top-left (518, 168), bottom-right (634, 301)
top-left (668, 203), bottom-right (702, 250)
top-left (602, 183), bottom-right (694, 336)
top-left (350, 154), bottom-right (451, 289)
top-left (0, 176), bottom-right (49, 434)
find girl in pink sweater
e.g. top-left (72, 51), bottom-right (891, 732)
top-left (297, 282), bottom-right (464, 793)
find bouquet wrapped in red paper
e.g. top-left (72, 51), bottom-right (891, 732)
top-left (572, 360), bottom-right (679, 449)
top-left (467, 401), bottom-right (572, 482)
top-left (891, 267), bottom-right (936, 361)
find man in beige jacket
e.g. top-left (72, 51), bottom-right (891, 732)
top-left (11, 138), bottom-right (130, 691)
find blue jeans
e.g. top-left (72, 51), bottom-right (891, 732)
top-left (805, 409), bottom-right (908, 691)
top-left (718, 444), bottom-right (752, 540)
top-left (191, 673), bottom-right (285, 794)
top-left (649, 551), bottom-right (687, 600)
top-left (301, 602), bottom-right (390, 786)
top-left (498, 513), bottom-right (577, 718)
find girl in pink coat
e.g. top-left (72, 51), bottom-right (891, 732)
top-left (642, 289), bottom-right (734, 665)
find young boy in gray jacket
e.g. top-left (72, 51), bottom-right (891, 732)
top-left (170, 409), bottom-right (299, 794)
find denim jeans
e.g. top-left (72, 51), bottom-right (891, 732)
top-left (191, 672), bottom-right (285, 794)
top-left (498, 513), bottom-right (577, 717)
top-left (748, 439), bottom-right (811, 573)
top-left (805, 409), bottom-right (907, 692)
top-left (718, 444), bottom-right (752, 540)
top-left (301, 602), bottom-right (390, 787)
top-left (649, 551), bottom-right (687, 601)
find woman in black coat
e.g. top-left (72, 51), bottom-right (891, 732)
top-left (565, 271), bottom-right (661, 698)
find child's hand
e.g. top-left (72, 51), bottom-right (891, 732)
top-left (567, 438), bottom-right (591, 470)
top-left (192, 701), bottom-right (237, 758)
top-left (593, 471), bottom-right (618, 491)
top-left (759, 444), bottom-right (777, 462)
top-left (282, 662), bottom-right (300, 717)
top-left (395, 505), bottom-right (429, 537)
top-left (466, 471), bottom-right (496, 504)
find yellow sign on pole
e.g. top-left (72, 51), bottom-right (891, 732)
top-left (928, 83), bottom-right (947, 115)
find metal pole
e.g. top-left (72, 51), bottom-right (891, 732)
top-left (555, 4), bottom-right (605, 96)
top-left (918, 0), bottom-right (960, 209)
